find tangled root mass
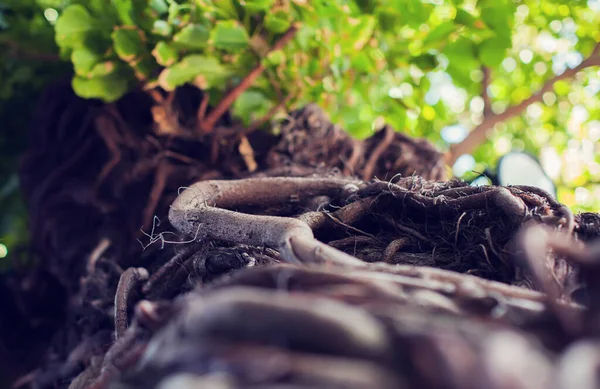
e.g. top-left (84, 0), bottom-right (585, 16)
top-left (5, 82), bottom-right (600, 389)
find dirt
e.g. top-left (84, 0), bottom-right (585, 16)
top-left (3, 80), bottom-right (600, 389)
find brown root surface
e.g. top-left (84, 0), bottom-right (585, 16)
top-left (4, 81), bottom-right (600, 389)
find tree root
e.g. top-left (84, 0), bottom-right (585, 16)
top-left (168, 177), bottom-right (365, 266)
top-left (15, 83), bottom-right (600, 389)
top-left (30, 193), bottom-right (600, 389)
top-left (106, 262), bottom-right (583, 389)
top-left (114, 268), bottom-right (148, 339)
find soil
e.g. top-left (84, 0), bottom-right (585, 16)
top-left (2, 79), bottom-right (600, 389)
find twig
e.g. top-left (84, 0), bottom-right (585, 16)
top-left (343, 142), bottom-right (364, 176)
top-left (147, 89), bottom-right (164, 104)
top-left (448, 43), bottom-right (600, 165)
top-left (383, 238), bottom-right (411, 262)
top-left (362, 126), bottom-right (395, 180)
top-left (481, 66), bottom-right (492, 117)
top-left (364, 181), bottom-right (526, 224)
top-left (142, 249), bottom-right (198, 299)
top-left (141, 162), bottom-right (173, 230)
top-left (265, 68), bottom-right (284, 101)
top-left (87, 238), bottom-right (111, 274)
top-left (114, 268), bottom-right (149, 339)
top-left (197, 92), bottom-right (210, 123)
top-left (208, 92), bottom-right (294, 139)
top-left (238, 135), bottom-right (258, 172)
top-left (95, 116), bottom-right (123, 186)
top-left (199, 25), bottom-right (299, 133)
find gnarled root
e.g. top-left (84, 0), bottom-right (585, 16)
top-left (168, 177), bottom-right (365, 266)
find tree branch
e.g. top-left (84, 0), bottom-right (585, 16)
top-left (198, 25), bottom-right (299, 134)
top-left (481, 66), bottom-right (492, 117)
top-left (447, 44), bottom-right (600, 165)
top-left (197, 91), bottom-right (210, 123)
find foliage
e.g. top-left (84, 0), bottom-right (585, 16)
top-left (3, 0), bottom-right (525, 132)
top-left (0, 0), bottom-right (69, 267)
top-left (1, 0), bottom-right (600, 262)
top-left (460, 1), bottom-right (600, 212)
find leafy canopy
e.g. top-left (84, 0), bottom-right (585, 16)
top-left (4, 0), bottom-right (526, 133)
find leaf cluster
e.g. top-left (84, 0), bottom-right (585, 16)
top-left (33, 0), bottom-right (523, 133)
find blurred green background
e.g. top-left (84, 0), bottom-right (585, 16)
top-left (1, 0), bottom-right (599, 266)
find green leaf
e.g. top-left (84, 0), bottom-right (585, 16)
top-left (263, 49), bottom-right (285, 66)
top-left (355, 0), bottom-right (376, 13)
top-left (173, 24), bottom-right (210, 49)
top-left (445, 37), bottom-right (478, 65)
top-left (422, 22), bottom-right (456, 49)
top-left (241, 0), bottom-right (275, 13)
top-left (71, 48), bottom-right (101, 76)
top-left (55, 5), bottom-right (96, 50)
top-left (410, 54), bottom-right (438, 71)
top-left (152, 20), bottom-right (172, 37)
top-left (166, 1), bottom-right (186, 25)
top-left (88, 61), bottom-right (121, 78)
top-left (211, 21), bottom-right (249, 51)
top-left (111, 27), bottom-right (146, 63)
top-left (340, 105), bottom-right (368, 138)
top-left (295, 25), bottom-right (316, 51)
top-left (265, 11), bottom-right (292, 34)
top-left (454, 9), bottom-right (480, 28)
top-left (445, 38), bottom-right (478, 88)
top-left (480, 1), bottom-right (515, 41)
top-left (211, 0), bottom-right (240, 19)
top-left (72, 72), bottom-right (130, 102)
top-left (132, 57), bottom-right (157, 80)
top-left (60, 26), bottom-right (111, 57)
top-left (158, 55), bottom-right (229, 90)
top-left (397, 0), bottom-right (431, 28)
top-left (111, 0), bottom-right (146, 26)
top-left (478, 37), bottom-right (509, 67)
top-left (385, 104), bottom-right (407, 135)
top-left (150, 0), bottom-right (169, 14)
top-left (350, 52), bottom-right (375, 73)
top-left (376, 8), bottom-right (399, 31)
top-left (232, 90), bottom-right (272, 125)
top-left (112, 0), bottom-right (134, 25)
top-left (349, 15), bottom-right (376, 51)
top-left (152, 41), bottom-right (179, 66)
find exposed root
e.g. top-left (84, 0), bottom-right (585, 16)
top-left (362, 125), bottom-right (395, 180)
top-left (105, 263), bottom-right (583, 389)
top-left (114, 268), bottom-right (148, 339)
top-left (383, 238), bottom-right (411, 262)
top-left (13, 81), bottom-right (600, 389)
top-left (168, 177), bottom-right (365, 266)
